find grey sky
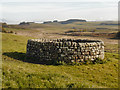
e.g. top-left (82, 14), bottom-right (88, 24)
top-left (0, 0), bottom-right (119, 2)
top-left (0, 0), bottom-right (119, 24)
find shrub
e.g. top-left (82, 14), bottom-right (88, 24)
top-left (116, 31), bottom-right (120, 39)
top-left (2, 23), bottom-right (8, 28)
top-left (83, 29), bottom-right (87, 32)
top-left (2, 28), bottom-right (7, 33)
top-left (92, 30), bottom-right (96, 32)
top-left (1, 28), bottom-right (14, 33)
top-left (9, 31), bottom-right (14, 33)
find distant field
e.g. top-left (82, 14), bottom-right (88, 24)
top-left (4, 21), bottom-right (118, 32)
top-left (2, 21), bottom-right (118, 40)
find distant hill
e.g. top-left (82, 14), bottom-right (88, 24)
top-left (100, 23), bottom-right (118, 25)
top-left (19, 22), bottom-right (35, 25)
top-left (59, 19), bottom-right (87, 24)
top-left (43, 21), bottom-right (52, 24)
top-left (43, 19), bottom-right (87, 24)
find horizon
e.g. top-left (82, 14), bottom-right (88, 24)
top-left (0, 19), bottom-right (118, 25)
top-left (0, 1), bottom-right (118, 24)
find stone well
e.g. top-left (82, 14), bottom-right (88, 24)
top-left (26, 39), bottom-right (104, 63)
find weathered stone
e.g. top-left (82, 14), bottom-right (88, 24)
top-left (26, 39), bottom-right (104, 64)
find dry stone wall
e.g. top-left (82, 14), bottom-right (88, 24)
top-left (26, 39), bottom-right (104, 64)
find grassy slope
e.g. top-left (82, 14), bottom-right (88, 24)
top-left (2, 33), bottom-right (118, 88)
top-left (4, 21), bottom-right (118, 34)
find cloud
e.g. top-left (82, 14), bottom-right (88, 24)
top-left (1, 0), bottom-right (119, 2)
top-left (1, 2), bottom-right (118, 24)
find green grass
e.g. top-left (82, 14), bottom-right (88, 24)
top-left (2, 33), bottom-right (118, 88)
top-left (105, 44), bottom-right (118, 54)
top-left (2, 33), bottom-right (33, 53)
top-left (5, 21), bottom-right (118, 34)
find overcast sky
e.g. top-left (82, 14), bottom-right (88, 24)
top-left (0, 0), bottom-right (119, 24)
top-left (0, 0), bottom-right (119, 2)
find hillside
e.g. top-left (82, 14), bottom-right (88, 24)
top-left (2, 33), bottom-right (118, 88)
top-left (2, 21), bottom-right (119, 88)
top-left (43, 19), bottom-right (87, 24)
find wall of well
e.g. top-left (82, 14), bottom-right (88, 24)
top-left (26, 39), bottom-right (104, 63)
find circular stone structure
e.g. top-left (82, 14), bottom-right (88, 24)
top-left (26, 39), bottom-right (104, 64)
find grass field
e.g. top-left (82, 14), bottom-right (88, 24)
top-left (2, 33), bottom-right (118, 88)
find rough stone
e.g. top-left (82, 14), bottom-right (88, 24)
top-left (26, 39), bottom-right (104, 63)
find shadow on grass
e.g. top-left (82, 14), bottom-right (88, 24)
top-left (2, 52), bottom-right (57, 65)
top-left (3, 52), bottom-right (109, 66)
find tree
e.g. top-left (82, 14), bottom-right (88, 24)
top-left (116, 31), bottom-right (120, 39)
top-left (2, 23), bottom-right (8, 28)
